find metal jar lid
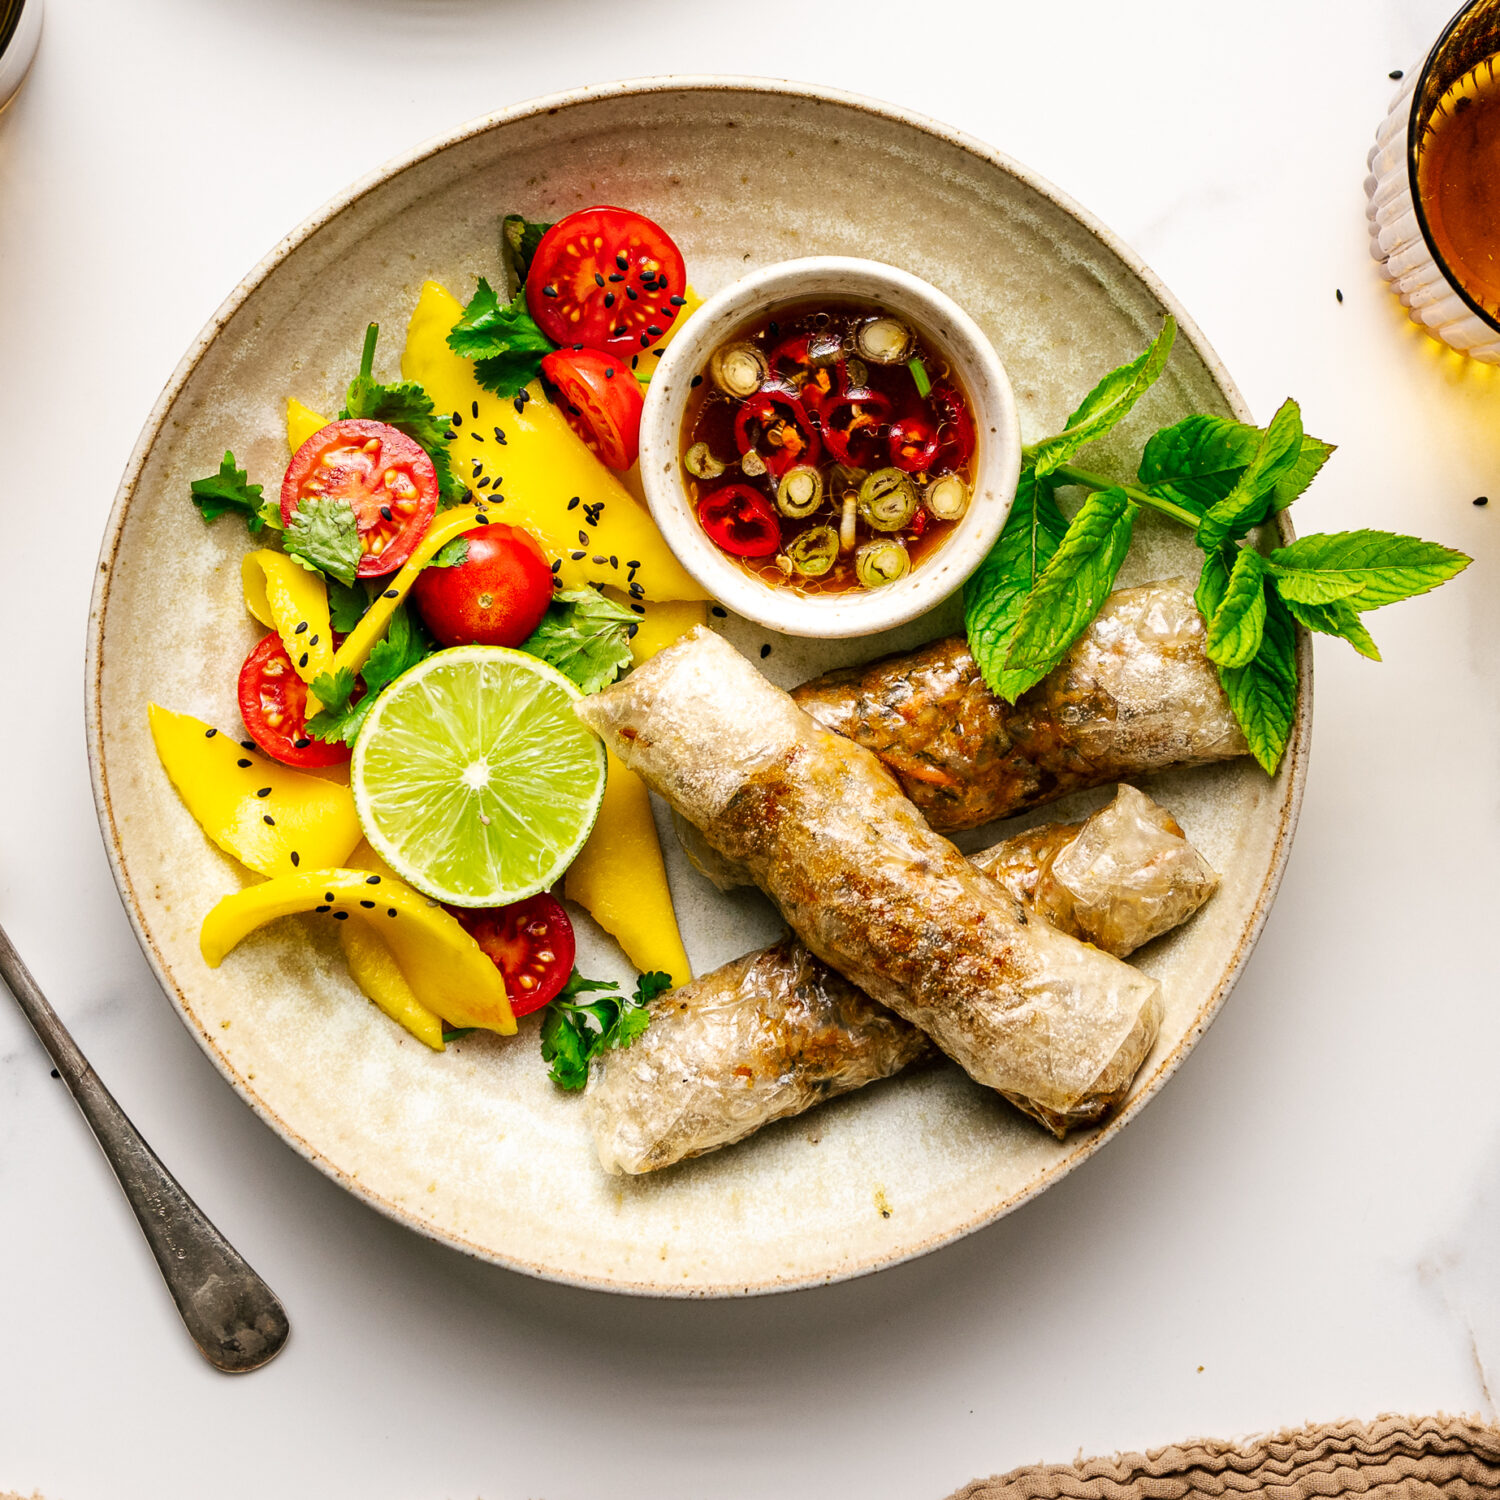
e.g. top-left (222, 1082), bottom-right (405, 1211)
top-left (0, 0), bottom-right (43, 115)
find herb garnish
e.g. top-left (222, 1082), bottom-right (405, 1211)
top-left (306, 604), bottom-right (434, 746)
top-left (963, 319), bottom-right (1471, 774)
top-left (188, 452), bottom-right (281, 534)
top-left (446, 277), bottom-right (554, 399)
top-left (521, 587), bottom-right (637, 695)
top-left (501, 215), bottom-right (553, 288)
top-left (540, 968), bottom-right (671, 1091)
top-left (285, 496), bottom-right (362, 587)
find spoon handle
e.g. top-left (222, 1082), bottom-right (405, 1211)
top-left (0, 921), bottom-right (290, 1373)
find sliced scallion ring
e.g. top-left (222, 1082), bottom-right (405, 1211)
top-left (776, 466), bottom-right (824, 518)
top-left (858, 468), bottom-right (919, 531)
top-left (786, 526), bottom-right (840, 577)
top-left (856, 316), bottom-right (915, 365)
top-left (924, 473), bottom-right (970, 521)
top-left (855, 539), bottom-right (911, 588)
top-left (685, 442), bottom-right (725, 480)
top-left (708, 343), bottom-right (768, 398)
top-left (740, 448), bottom-right (768, 479)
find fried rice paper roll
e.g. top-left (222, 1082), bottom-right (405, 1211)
top-left (791, 580), bottom-right (1249, 832)
top-left (588, 938), bottom-right (933, 1175)
top-left (575, 628), bottom-right (1163, 1129)
top-left (592, 787), bottom-right (1217, 1174)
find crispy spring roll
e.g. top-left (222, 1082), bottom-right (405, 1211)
top-left (592, 786), bottom-right (1218, 1174)
top-left (575, 628), bottom-right (1163, 1132)
top-left (791, 580), bottom-right (1249, 832)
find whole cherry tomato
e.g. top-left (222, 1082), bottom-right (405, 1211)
top-left (540, 347), bottom-right (644, 470)
top-left (281, 419), bottom-right (437, 578)
top-left (412, 523), bottom-right (555, 648)
top-left (451, 894), bottom-right (576, 1017)
top-left (526, 206), bottom-right (687, 356)
top-left (237, 633), bottom-right (350, 769)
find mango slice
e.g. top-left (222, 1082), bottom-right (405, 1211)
top-left (401, 281), bottom-right (706, 603)
top-left (149, 705), bottom-right (361, 878)
top-left (286, 398), bottom-right (329, 454)
top-left (564, 749), bottom-right (691, 988)
top-left (613, 595), bottom-right (709, 668)
top-left (338, 919), bottom-right (446, 1051)
top-left (201, 868), bottom-right (515, 1034)
top-left (241, 550), bottom-right (335, 691)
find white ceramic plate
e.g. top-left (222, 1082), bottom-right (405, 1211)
top-left (86, 77), bottom-right (1309, 1297)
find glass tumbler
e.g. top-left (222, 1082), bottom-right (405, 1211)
top-left (1366, 0), bottom-right (1500, 361)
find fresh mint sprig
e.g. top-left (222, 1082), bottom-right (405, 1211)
top-left (963, 325), bottom-right (1472, 774)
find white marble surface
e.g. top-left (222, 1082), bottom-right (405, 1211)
top-left (1, 1), bottom-right (1497, 1495)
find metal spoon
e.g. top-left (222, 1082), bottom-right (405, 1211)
top-left (0, 920), bottom-right (290, 1373)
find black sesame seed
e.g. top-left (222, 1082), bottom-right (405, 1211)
top-left (768, 320), bottom-right (780, 338)
top-left (294, 621), bottom-right (309, 634)
top-left (551, 559), bottom-right (562, 574)
top-left (1336, 289), bottom-right (1344, 303)
top-left (571, 550), bottom-right (586, 560)
top-left (690, 374), bottom-right (703, 388)
top-left (626, 286), bottom-right (638, 301)
top-left (610, 556), bottom-right (619, 568)
top-left (578, 530), bottom-right (589, 546)
top-left (365, 875), bottom-right (380, 884)
top-left (627, 559), bottom-right (641, 569)
top-left (476, 477), bottom-right (490, 490)
top-left (315, 904), bottom-right (331, 913)
top-left (646, 324), bottom-right (663, 338)
top-left (256, 787), bottom-right (272, 798)
top-left (325, 892), bottom-right (335, 902)
top-left (381, 504), bottom-right (394, 520)
top-left (360, 899), bottom-right (376, 909)
top-left (568, 495), bottom-right (580, 509)
top-left (294, 737), bottom-right (311, 749)
top-left (639, 333), bottom-right (650, 347)
top-left (630, 603), bottom-right (645, 615)
top-left (472, 459), bottom-right (483, 476)
top-left (471, 401), bottom-right (479, 419)
top-left (1476, 495), bottom-right (1489, 506)
top-left (604, 367), bottom-right (615, 378)
top-left (290, 852), bottom-right (300, 867)
top-left (603, 293), bottom-right (615, 309)
top-left (236, 758), bottom-right (252, 768)
top-left (205, 726), bottom-right (217, 738)
top-left (309, 635), bottom-right (319, 647)
top-left (334, 910), bottom-right (349, 920)
top-left (493, 426), bottom-right (507, 444)
top-left (616, 251), bottom-right (629, 270)
top-left (711, 605), bottom-right (728, 618)
top-left (298, 653), bottom-right (308, 669)
top-left (384, 589), bottom-right (399, 599)
top-left (670, 295), bottom-right (686, 307)
top-left (760, 644), bottom-right (772, 659)
top-left (263, 814), bottom-right (275, 826)
top-left (475, 512), bottom-right (489, 525)
top-left (573, 343), bottom-right (584, 352)
top-left (443, 429), bottom-right (456, 441)
top-left (452, 413), bottom-right (463, 427)
top-left (1390, 68), bottom-right (1404, 79)
top-left (594, 272), bottom-right (605, 287)
top-left (241, 740), bottom-right (256, 751)
top-left (592, 555), bottom-right (607, 565)
top-left (514, 395), bottom-right (526, 414)
top-left (543, 284), bottom-right (559, 298)
top-left (630, 355), bottom-right (640, 370)
top-left (628, 581), bottom-right (645, 599)
top-left (387, 908), bottom-right (397, 917)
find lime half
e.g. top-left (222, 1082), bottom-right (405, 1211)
top-left (351, 646), bottom-right (606, 908)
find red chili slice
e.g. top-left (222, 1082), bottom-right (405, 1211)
top-left (698, 484), bottom-right (782, 557)
top-left (888, 415), bottom-right (942, 473)
top-left (732, 389), bottom-right (819, 479)
top-left (929, 383), bottom-right (976, 469)
top-left (820, 388), bottom-right (892, 467)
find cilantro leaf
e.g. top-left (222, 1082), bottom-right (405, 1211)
top-left (304, 666), bottom-right (359, 744)
top-left (1280, 595), bottom-right (1381, 660)
top-left (1204, 547), bottom-right (1268, 669)
top-left (538, 968), bottom-right (669, 1092)
top-left (427, 537), bottom-right (469, 569)
top-left (1267, 529), bottom-right (1471, 610)
top-left (326, 578), bottom-right (371, 634)
top-left (361, 603), bottom-right (433, 697)
top-left (304, 606), bottom-right (433, 746)
top-left (1001, 486), bottom-right (1137, 696)
top-left (446, 278), bottom-right (553, 399)
top-left (521, 588), bottom-right (635, 695)
top-left (341, 323), bottom-right (468, 510)
top-left (285, 497), bottom-right (362, 587)
top-left (1194, 400), bottom-right (1304, 552)
top-left (1028, 318), bottom-right (1175, 478)
top-left (963, 467), bottom-right (1070, 703)
top-left (189, 452), bottom-right (280, 533)
top-left (502, 215), bottom-right (553, 287)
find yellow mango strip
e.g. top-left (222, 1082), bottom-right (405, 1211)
top-left (241, 550), bottom-right (335, 690)
top-left (149, 705), bottom-right (361, 879)
top-left (330, 505), bottom-right (490, 681)
top-left (201, 868), bottom-right (515, 1035)
top-left (286, 398), bottom-right (330, 454)
top-left (338, 919), bottom-right (446, 1051)
top-left (402, 281), bottom-right (707, 603)
top-left (636, 285), bottom-right (703, 386)
top-left (564, 749), bottom-right (691, 989)
top-left (607, 594), bottom-right (709, 668)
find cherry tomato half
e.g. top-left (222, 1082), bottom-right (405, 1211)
top-left (540, 347), bottom-right (644, 470)
top-left (888, 415), bottom-right (942, 473)
top-left (237, 633), bottom-right (350, 769)
top-left (452, 894), bottom-right (576, 1017)
top-left (929, 383), bottom-right (976, 469)
top-left (281, 419), bottom-right (438, 578)
top-left (698, 484), bottom-right (782, 557)
top-left (526, 206), bottom-right (687, 357)
top-left (733, 387), bottom-right (820, 479)
top-left (411, 522), bottom-right (555, 648)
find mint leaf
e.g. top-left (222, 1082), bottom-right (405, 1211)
top-left (1194, 542), bottom-right (1231, 621)
top-left (1268, 530), bottom-right (1471, 610)
top-left (1028, 319), bottom-right (1175, 478)
top-left (539, 968), bottom-right (664, 1091)
top-left (1140, 416), bottom-right (1333, 518)
top-left (1205, 548), bottom-right (1268, 669)
top-left (502, 215), bottom-right (553, 286)
top-left (521, 588), bottom-right (634, 695)
top-left (427, 537), bottom-right (469, 569)
top-left (1002, 487), bottom-right (1137, 695)
top-left (285, 497), bottom-right (362, 587)
top-left (447, 278), bottom-right (552, 398)
top-left (963, 467), bottom-right (1070, 702)
top-left (1216, 587), bottom-right (1299, 774)
top-left (1281, 595), bottom-right (1381, 660)
top-left (189, 452), bottom-right (274, 533)
top-left (1195, 400), bottom-right (1304, 551)
top-left (1268, 436), bottom-right (1335, 513)
top-left (326, 578), bottom-right (370, 634)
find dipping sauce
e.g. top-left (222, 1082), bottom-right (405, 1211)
top-left (680, 300), bottom-right (978, 592)
top-left (1416, 55), bottom-right (1500, 318)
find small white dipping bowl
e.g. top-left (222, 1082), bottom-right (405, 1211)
top-left (640, 257), bottom-right (1022, 639)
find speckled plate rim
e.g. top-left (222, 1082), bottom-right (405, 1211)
top-left (84, 74), bottom-right (1311, 1298)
